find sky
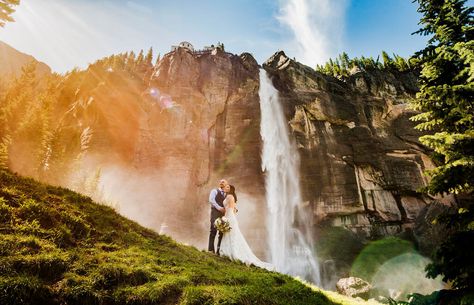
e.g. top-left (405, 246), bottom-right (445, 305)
top-left (0, 0), bottom-right (447, 73)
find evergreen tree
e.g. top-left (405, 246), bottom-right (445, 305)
top-left (155, 53), bottom-right (161, 66)
top-left (410, 0), bottom-right (474, 195)
top-left (315, 52), bottom-right (412, 77)
top-left (0, 61), bottom-right (37, 135)
top-left (0, 134), bottom-right (11, 169)
top-left (136, 49), bottom-right (144, 66)
top-left (145, 47), bottom-right (153, 66)
top-left (0, 0), bottom-right (19, 27)
top-left (126, 51), bottom-right (136, 68)
top-left (410, 0), bottom-right (474, 291)
top-left (381, 51), bottom-right (394, 69)
top-left (394, 53), bottom-right (409, 71)
top-left (339, 52), bottom-right (350, 71)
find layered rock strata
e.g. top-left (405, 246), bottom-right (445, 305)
top-left (263, 51), bottom-right (440, 238)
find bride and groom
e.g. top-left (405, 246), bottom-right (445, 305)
top-left (208, 179), bottom-right (273, 271)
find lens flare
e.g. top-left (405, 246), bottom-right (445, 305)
top-left (159, 95), bottom-right (174, 109)
top-left (371, 253), bottom-right (444, 301)
top-left (149, 87), bottom-right (160, 98)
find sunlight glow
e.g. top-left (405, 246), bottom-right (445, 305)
top-left (0, 0), bottom-right (158, 73)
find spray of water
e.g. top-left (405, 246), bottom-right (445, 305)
top-left (259, 69), bottom-right (321, 285)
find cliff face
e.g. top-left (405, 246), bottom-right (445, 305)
top-left (143, 48), bottom-right (262, 191)
top-left (117, 48), bottom-right (265, 246)
top-left (136, 48), bottom-right (439, 244)
top-left (263, 51), bottom-right (438, 238)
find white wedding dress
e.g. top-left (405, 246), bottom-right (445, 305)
top-left (219, 196), bottom-right (274, 271)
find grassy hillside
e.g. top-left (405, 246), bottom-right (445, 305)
top-left (0, 170), bottom-right (376, 305)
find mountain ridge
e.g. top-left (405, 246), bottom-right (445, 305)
top-left (0, 40), bottom-right (51, 79)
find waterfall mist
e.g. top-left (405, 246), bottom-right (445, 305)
top-left (276, 0), bottom-right (348, 67)
top-left (258, 69), bottom-right (321, 285)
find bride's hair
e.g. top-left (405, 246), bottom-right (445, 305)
top-left (228, 184), bottom-right (237, 202)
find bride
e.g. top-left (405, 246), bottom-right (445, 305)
top-left (219, 184), bottom-right (274, 271)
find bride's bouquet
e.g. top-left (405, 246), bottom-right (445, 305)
top-left (214, 217), bottom-right (231, 233)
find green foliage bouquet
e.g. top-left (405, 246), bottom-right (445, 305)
top-left (214, 216), bottom-right (231, 233)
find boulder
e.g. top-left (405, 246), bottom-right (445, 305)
top-left (336, 277), bottom-right (372, 299)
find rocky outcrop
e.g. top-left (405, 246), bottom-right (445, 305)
top-left (263, 51), bottom-right (443, 238)
top-left (336, 277), bottom-right (372, 299)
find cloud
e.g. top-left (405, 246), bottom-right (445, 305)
top-left (277, 0), bottom-right (349, 67)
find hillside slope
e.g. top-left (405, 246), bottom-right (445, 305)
top-left (0, 170), bottom-right (374, 305)
top-left (0, 41), bottom-right (51, 78)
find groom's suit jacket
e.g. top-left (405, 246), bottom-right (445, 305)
top-left (214, 190), bottom-right (225, 209)
top-left (210, 189), bottom-right (226, 220)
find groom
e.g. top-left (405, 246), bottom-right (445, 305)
top-left (208, 179), bottom-right (227, 254)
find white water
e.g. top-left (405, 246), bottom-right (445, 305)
top-left (259, 69), bottom-right (321, 285)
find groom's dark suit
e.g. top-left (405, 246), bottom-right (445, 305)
top-left (208, 189), bottom-right (225, 254)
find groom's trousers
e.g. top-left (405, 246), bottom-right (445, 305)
top-left (208, 209), bottom-right (223, 254)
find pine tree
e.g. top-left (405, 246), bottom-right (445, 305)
top-left (154, 53), bottom-right (161, 66)
top-left (381, 51), bottom-right (394, 69)
top-left (0, 0), bottom-right (20, 27)
top-left (410, 0), bottom-right (474, 195)
top-left (145, 47), bottom-right (153, 66)
top-left (0, 134), bottom-right (11, 169)
top-left (0, 61), bottom-right (37, 135)
top-left (136, 49), bottom-right (144, 66)
top-left (315, 52), bottom-right (413, 77)
top-left (33, 76), bottom-right (60, 177)
top-left (126, 51), bottom-right (136, 69)
top-left (375, 55), bottom-right (383, 69)
top-left (393, 54), bottom-right (409, 71)
top-left (410, 0), bottom-right (474, 291)
top-left (339, 52), bottom-right (350, 71)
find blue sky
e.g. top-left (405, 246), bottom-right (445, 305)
top-left (0, 0), bottom-right (451, 73)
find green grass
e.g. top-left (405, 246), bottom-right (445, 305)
top-left (0, 170), bottom-right (376, 305)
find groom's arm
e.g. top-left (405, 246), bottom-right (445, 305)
top-left (208, 189), bottom-right (223, 211)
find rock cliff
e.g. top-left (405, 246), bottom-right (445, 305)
top-left (263, 51), bottom-right (440, 238)
top-left (109, 47), bottom-right (265, 247)
top-left (129, 48), bottom-right (443, 249)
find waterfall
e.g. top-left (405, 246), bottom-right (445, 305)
top-left (259, 69), bottom-right (321, 285)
